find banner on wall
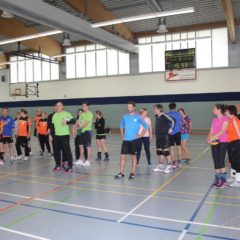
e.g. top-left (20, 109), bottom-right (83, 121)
top-left (165, 69), bottom-right (196, 81)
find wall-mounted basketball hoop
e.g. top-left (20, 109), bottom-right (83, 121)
top-left (9, 82), bottom-right (39, 98)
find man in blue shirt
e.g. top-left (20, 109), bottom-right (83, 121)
top-left (168, 102), bottom-right (182, 167)
top-left (115, 101), bottom-right (148, 180)
top-left (0, 108), bottom-right (15, 162)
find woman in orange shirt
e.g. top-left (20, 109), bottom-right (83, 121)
top-left (225, 105), bottom-right (240, 187)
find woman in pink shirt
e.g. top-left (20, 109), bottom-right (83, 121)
top-left (137, 108), bottom-right (153, 165)
top-left (208, 104), bottom-right (229, 188)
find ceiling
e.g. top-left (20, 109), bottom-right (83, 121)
top-left (0, 0), bottom-right (239, 54)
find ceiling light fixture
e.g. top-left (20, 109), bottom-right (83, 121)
top-left (0, 30), bottom-right (62, 46)
top-left (91, 7), bottom-right (194, 28)
top-left (1, 11), bottom-right (14, 18)
top-left (62, 33), bottom-right (71, 47)
top-left (157, 17), bottom-right (168, 34)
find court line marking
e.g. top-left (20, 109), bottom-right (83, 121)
top-left (0, 193), bottom-right (240, 232)
top-left (0, 227), bottom-right (51, 240)
top-left (117, 147), bottom-right (210, 223)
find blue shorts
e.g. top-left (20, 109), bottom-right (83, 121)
top-left (181, 134), bottom-right (190, 141)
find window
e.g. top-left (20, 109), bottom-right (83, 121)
top-left (138, 27), bottom-right (228, 73)
top-left (9, 54), bottom-right (59, 83)
top-left (66, 44), bottom-right (130, 79)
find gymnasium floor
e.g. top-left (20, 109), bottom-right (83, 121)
top-left (0, 134), bottom-right (240, 240)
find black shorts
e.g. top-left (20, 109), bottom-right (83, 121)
top-left (79, 131), bottom-right (92, 147)
top-left (2, 137), bottom-right (14, 144)
top-left (156, 135), bottom-right (169, 150)
top-left (169, 132), bottom-right (181, 146)
top-left (211, 142), bottom-right (227, 169)
top-left (121, 140), bottom-right (138, 155)
top-left (96, 134), bottom-right (106, 140)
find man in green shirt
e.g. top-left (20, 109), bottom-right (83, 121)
top-left (74, 102), bottom-right (93, 167)
top-left (52, 102), bottom-right (75, 172)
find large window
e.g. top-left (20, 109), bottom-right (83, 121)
top-left (10, 53), bottom-right (59, 83)
top-left (138, 28), bottom-right (229, 73)
top-left (66, 44), bottom-right (130, 79)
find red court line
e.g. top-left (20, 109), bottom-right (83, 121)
top-left (0, 164), bottom-right (115, 214)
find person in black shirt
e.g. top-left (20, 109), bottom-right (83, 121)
top-left (94, 111), bottom-right (109, 161)
top-left (153, 104), bottom-right (175, 174)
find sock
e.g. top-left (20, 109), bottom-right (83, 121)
top-left (105, 152), bottom-right (109, 157)
top-left (97, 152), bottom-right (102, 158)
top-left (0, 152), bottom-right (4, 161)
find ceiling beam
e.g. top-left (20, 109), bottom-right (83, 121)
top-left (0, 18), bottom-right (62, 56)
top-left (64, 0), bottom-right (134, 41)
top-left (134, 21), bottom-right (229, 38)
top-left (221, 0), bottom-right (236, 43)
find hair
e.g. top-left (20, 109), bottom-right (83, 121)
top-left (3, 107), bottom-right (8, 111)
top-left (41, 111), bottom-right (46, 115)
top-left (82, 101), bottom-right (90, 106)
top-left (140, 107), bottom-right (147, 114)
top-left (169, 102), bottom-right (177, 110)
top-left (178, 108), bottom-right (185, 115)
top-left (128, 101), bottom-right (136, 107)
top-left (76, 109), bottom-right (83, 119)
top-left (154, 104), bottom-right (164, 112)
top-left (215, 104), bottom-right (226, 114)
top-left (226, 105), bottom-right (237, 116)
top-left (96, 110), bottom-right (104, 118)
top-left (20, 109), bottom-right (28, 115)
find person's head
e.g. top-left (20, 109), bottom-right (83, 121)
top-left (20, 109), bottom-right (28, 117)
top-left (225, 105), bottom-right (237, 117)
top-left (82, 102), bottom-right (90, 112)
top-left (36, 108), bottom-right (41, 116)
top-left (2, 108), bottom-right (9, 117)
top-left (140, 108), bottom-right (148, 118)
top-left (127, 101), bottom-right (136, 114)
top-left (95, 110), bottom-right (103, 119)
top-left (77, 109), bottom-right (83, 119)
top-left (169, 102), bottom-right (177, 111)
top-left (212, 104), bottom-right (225, 116)
top-left (236, 103), bottom-right (240, 114)
top-left (153, 104), bottom-right (164, 115)
top-left (16, 112), bottom-right (21, 120)
top-left (55, 102), bottom-right (64, 113)
top-left (41, 111), bottom-right (47, 119)
top-left (178, 108), bottom-right (186, 117)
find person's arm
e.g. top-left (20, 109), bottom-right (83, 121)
top-left (120, 116), bottom-right (125, 140)
top-left (211, 121), bottom-right (228, 140)
top-left (27, 119), bottom-right (32, 138)
top-left (137, 117), bottom-right (148, 138)
top-left (149, 120), bottom-right (153, 141)
top-left (233, 119), bottom-right (240, 138)
top-left (120, 128), bottom-right (125, 140)
top-left (189, 118), bottom-right (193, 133)
top-left (72, 124), bottom-right (77, 138)
top-left (164, 113), bottom-right (175, 133)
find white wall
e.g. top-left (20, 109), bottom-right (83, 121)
top-left (0, 67), bottom-right (240, 102)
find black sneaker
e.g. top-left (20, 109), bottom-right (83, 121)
top-left (114, 173), bottom-right (124, 179)
top-left (95, 157), bottom-right (102, 161)
top-left (65, 167), bottom-right (73, 173)
top-left (104, 156), bottom-right (109, 162)
top-left (128, 173), bottom-right (135, 180)
top-left (52, 166), bottom-right (61, 172)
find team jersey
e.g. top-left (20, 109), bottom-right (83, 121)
top-left (120, 113), bottom-right (148, 141)
top-left (38, 118), bottom-right (49, 135)
top-left (52, 111), bottom-right (73, 136)
top-left (80, 111), bottom-right (93, 133)
top-left (155, 113), bottom-right (175, 136)
top-left (167, 111), bottom-right (181, 135)
top-left (18, 117), bottom-right (31, 137)
top-left (227, 116), bottom-right (240, 143)
top-left (1, 115), bottom-right (15, 137)
top-left (95, 118), bottom-right (105, 135)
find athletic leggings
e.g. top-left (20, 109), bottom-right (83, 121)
top-left (38, 134), bottom-right (51, 153)
top-left (16, 136), bottom-right (30, 157)
top-left (228, 140), bottom-right (240, 172)
top-left (211, 142), bottom-right (227, 169)
top-left (137, 137), bottom-right (151, 164)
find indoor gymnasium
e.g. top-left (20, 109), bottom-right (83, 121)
top-left (0, 0), bottom-right (240, 239)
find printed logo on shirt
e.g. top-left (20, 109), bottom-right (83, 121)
top-left (134, 119), bottom-right (137, 122)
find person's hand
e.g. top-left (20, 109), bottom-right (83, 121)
top-left (49, 135), bottom-right (53, 142)
top-left (168, 129), bottom-right (173, 134)
top-left (150, 135), bottom-right (153, 142)
top-left (136, 134), bottom-right (142, 139)
top-left (61, 120), bottom-right (67, 126)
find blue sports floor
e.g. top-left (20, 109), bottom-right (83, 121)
top-left (0, 134), bottom-right (240, 240)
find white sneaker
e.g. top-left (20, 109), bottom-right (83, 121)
top-left (48, 153), bottom-right (52, 157)
top-left (29, 152), bottom-right (34, 156)
top-left (0, 160), bottom-right (5, 166)
top-left (227, 177), bottom-right (235, 183)
top-left (164, 165), bottom-right (173, 174)
top-left (153, 164), bottom-right (165, 172)
top-left (10, 156), bottom-right (14, 161)
top-left (16, 155), bottom-right (23, 160)
top-left (74, 159), bottom-right (84, 165)
top-left (82, 160), bottom-right (90, 167)
top-left (230, 181), bottom-right (240, 187)
top-left (24, 157), bottom-right (29, 161)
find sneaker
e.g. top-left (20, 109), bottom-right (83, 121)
top-left (10, 156), bottom-right (14, 161)
top-left (164, 166), bottom-right (173, 174)
top-left (153, 164), bottom-right (165, 172)
top-left (29, 152), bottom-right (34, 156)
top-left (39, 152), bottom-right (44, 156)
top-left (65, 167), bottom-right (73, 173)
top-left (95, 157), bottom-right (102, 161)
top-left (227, 177), bottom-right (235, 183)
top-left (230, 181), bottom-right (240, 187)
top-left (128, 173), bottom-right (135, 180)
top-left (16, 155), bottom-right (23, 160)
top-left (212, 181), bottom-right (218, 188)
top-left (114, 173), bottom-right (125, 179)
top-left (104, 156), bottom-right (109, 162)
top-left (82, 161), bottom-right (90, 167)
top-left (24, 157), bottom-right (29, 161)
top-left (177, 160), bottom-right (182, 167)
top-left (48, 153), bottom-right (52, 157)
top-left (171, 162), bottom-right (178, 169)
top-left (0, 160), bottom-right (5, 166)
top-left (52, 166), bottom-right (61, 172)
top-left (74, 159), bottom-right (84, 165)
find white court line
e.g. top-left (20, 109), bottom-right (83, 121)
top-left (0, 191), bottom-right (240, 232)
top-left (0, 227), bottom-right (51, 240)
top-left (178, 229), bottom-right (187, 240)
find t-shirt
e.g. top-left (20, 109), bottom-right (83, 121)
top-left (211, 115), bottom-right (228, 142)
top-left (38, 118), bottom-right (48, 135)
top-left (80, 111), bottom-right (93, 133)
top-left (18, 117), bottom-right (31, 137)
top-left (168, 111), bottom-right (181, 135)
top-left (227, 116), bottom-right (240, 143)
top-left (1, 115), bottom-right (15, 137)
top-left (155, 113), bottom-right (174, 136)
top-left (181, 115), bottom-right (192, 134)
top-left (52, 111), bottom-right (73, 136)
top-left (95, 118), bottom-right (105, 135)
top-left (138, 117), bottom-right (152, 137)
top-left (120, 113), bottom-right (148, 141)
top-left (48, 112), bottom-right (55, 136)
